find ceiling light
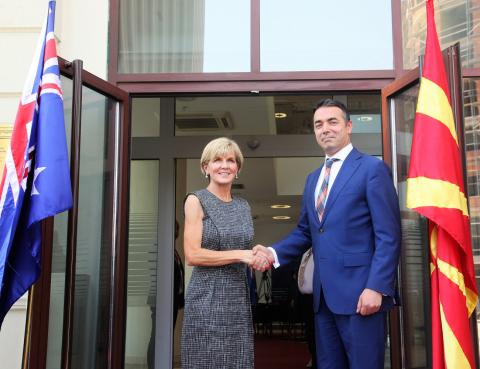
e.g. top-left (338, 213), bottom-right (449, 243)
top-left (270, 204), bottom-right (291, 209)
top-left (275, 112), bottom-right (287, 119)
top-left (272, 215), bottom-right (291, 220)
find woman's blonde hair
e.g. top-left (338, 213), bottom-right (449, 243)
top-left (200, 137), bottom-right (244, 175)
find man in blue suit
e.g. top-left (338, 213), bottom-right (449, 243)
top-left (253, 99), bottom-right (401, 369)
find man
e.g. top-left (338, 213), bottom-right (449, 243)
top-left (253, 99), bottom-right (401, 369)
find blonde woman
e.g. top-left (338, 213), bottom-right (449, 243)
top-left (181, 137), bottom-right (267, 369)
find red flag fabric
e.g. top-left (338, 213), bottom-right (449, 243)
top-left (406, 1), bottom-right (478, 369)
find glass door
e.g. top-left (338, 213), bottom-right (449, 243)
top-left (382, 69), bottom-right (427, 369)
top-left (382, 43), bottom-right (479, 369)
top-left (26, 59), bottom-right (131, 369)
top-left (128, 93), bottom-right (385, 369)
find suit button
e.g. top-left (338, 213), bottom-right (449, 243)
top-left (319, 228), bottom-right (324, 233)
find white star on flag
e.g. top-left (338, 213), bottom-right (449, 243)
top-left (31, 167), bottom-right (46, 196)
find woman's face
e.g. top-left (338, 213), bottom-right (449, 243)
top-left (204, 151), bottom-right (238, 186)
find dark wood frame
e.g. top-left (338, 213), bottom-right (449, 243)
top-left (23, 57), bottom-right (130, 369)
top-left (107, 2), bottom-right (411, 368)
top-left (107, 0), bottom-right (403, 93)
top-left (105, 0), bottom-right (480, 93)
top-left (61, 58), bottom-right (82, 369)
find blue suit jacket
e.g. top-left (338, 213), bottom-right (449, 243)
top-left (272, 148), bottom-right (401, 315)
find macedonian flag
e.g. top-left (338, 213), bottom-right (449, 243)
top-left (406, 1), bottom-right (478, 369)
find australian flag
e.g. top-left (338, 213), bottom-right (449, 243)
top-left (0, 0), bottom-right (72, 328)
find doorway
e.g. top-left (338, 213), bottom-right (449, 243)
top-left (126, 93), bottom-right (384, 369)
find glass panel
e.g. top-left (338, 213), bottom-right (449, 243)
top-left (463, 78), bottom-right (480, 356)
top-left (260, 0), bottom-right (393, 71)
top-left (402, 0), bottom-right (480, 69)
top-left (118, 0), bottom-right (250, 73)
top-left (132, 98), bottom-right (161, 137)
top-left (174, 94), bottom-right (381, 140)
top-left (71, 86), bottom-right (118, 369)
top-left (392, 84), bottom-right (429, 368)
top-left (45, 76), bottom-right (73, 369)
top-left (125, 160), bottom-right (159, 369)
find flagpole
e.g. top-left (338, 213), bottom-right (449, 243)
top-left (21, 289), bottom-right (34, 369)
top-left (447, 42), bottom-right (480, 369)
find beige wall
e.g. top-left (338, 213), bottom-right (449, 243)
top-left (56, 0), bottom-right (109, 78)
top-left (0, 0), bottom-right (109, 367)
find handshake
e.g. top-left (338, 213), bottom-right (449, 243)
top-left (247, 245), bottom-right (275, 272)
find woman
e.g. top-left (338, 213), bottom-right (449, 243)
top-left (181, 137), bottom-right (267, 369)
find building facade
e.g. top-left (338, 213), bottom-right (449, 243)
top-left (0, 1), bottom-right (479, 369)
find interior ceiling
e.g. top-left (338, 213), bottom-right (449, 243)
top-left (174, 94), bottom-right (381, 135)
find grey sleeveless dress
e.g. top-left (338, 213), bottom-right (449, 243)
top-left (181, 189), bottom-right (254, 369)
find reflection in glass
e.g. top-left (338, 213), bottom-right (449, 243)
top-left (463, 78), bottom-right (480, 356)
top-left (118, 0), bottom-right (250, 73)
top-left (402, 0), bottom-right (480, 69)
top-left (174, 94), bottom-right (382, 137)
top-left (392, 84), bottom-right (429, 368)
top-left (71, 87), bottom-right (117, 369)
top-left (125, 161), bottom-right (159, 369)
top-left (261, 0), bottom-right (393, 71)
top-left (45, 76), bottom-right (72, 369)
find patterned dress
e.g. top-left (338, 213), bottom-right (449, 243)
top-left (181, 189), bottom-right (255, 369)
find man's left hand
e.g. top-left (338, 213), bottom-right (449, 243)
top-left (356, 288), bottom-right (382, 316)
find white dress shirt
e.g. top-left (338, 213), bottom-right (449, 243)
top-left (268, 143), bottom-right (353, 268)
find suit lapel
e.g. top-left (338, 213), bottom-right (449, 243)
top-left (309, 167), bottom-right (322, 221)
top-left (319, 148), bottom-right (362, 226)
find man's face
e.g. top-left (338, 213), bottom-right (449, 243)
top-left (313, 106), bottom-right (352, 156)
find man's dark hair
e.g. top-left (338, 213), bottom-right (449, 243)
top-left (314, 99), bottom-right (350, 121)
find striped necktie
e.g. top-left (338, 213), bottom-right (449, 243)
top-left (316, 158), bottom-right (339, 222)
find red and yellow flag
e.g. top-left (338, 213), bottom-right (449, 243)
top-left (406, 1), bottom-right (478, 368)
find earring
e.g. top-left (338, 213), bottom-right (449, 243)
top-left (235, 173), bottom-right (239, 179)
top-left (205, 173), bottom-right (209, 179)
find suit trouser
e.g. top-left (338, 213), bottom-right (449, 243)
top-left (315, 294), bottom-right (386, 369)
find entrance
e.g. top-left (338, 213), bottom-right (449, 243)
top-left (126, 93), bottom-right (385, 369)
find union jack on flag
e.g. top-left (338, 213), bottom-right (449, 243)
top-left (0, 0), bottom-right (72, 328)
